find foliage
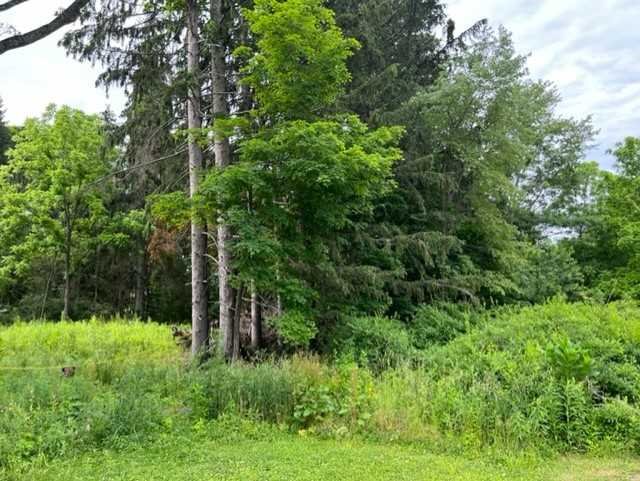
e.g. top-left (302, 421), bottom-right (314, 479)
top-left (571, 137), bottom-right (640, 300)
top-left (0, 319), bottom-right (180, 367)
top-left (0, 0), bottom-right (600, 332)
top-left (327, 0), bottom-right (447, 124)
top-left (546, 337), bottom-right (594, 382)
top-left (511, 242), bottom-right (585, 304)
top-left (201, 115), bottom-right (403, 330)
top-left (0, 105), bottom-right (125, 319)
top-left (267, 311), bottom-right (318, 348)
top-left (0, 96), bottom-right (11, 165)
top-left (4, 305), bottom-right (640, 476)
top-left (409, 302), bottom-right (478, 348)
top-left (239, 0), bottom-right (360, 119)
top-left (293, 361), bottom-right (374, 431)
top-left (418, 301), bottom-right (640, 451)
top-left (370, 27), bottom-right (594, 310)
top-left (327, 315), bottom-right (415, 371)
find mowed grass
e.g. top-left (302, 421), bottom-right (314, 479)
top-left (16, 427), bottom-right (640, 481)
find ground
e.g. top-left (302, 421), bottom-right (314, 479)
top-left (17, 429), bottom-right (640, 481)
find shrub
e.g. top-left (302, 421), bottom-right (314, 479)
top-left (415, 300), bottom-right (640, 451)
top-left (293, 361), bottom-right (374, 433)
top-left (595, 363), bottom-right (640, 402)
top-left (409, 302), bottom-right (478, 348)
top-left (591, 398), bottom-right (640, 448)
top-left (267, 310), bottom-right (318, 348)
top-left (330, 315), bottom-right (415, 370)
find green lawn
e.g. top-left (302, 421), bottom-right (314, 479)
top-left (16, 430), bottom-right (640, 481)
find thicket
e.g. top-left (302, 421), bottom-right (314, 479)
top-left (3, 301), bottom-right (640, 475)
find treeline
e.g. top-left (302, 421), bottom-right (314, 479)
top-left (0, 0), bottom-right (634, 359)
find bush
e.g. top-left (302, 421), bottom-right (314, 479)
top-left (267, 310), bottom-right (318, 348)
top-left (409, 302), bottom-right (478, 348)
top-left (293, 361), bottom-right (374, 433)
top-left (330, 316), bottom-right (415, 370)
top-left (414, 300), bottom-right (640, 451)
top-left (591, 398), bottom-right (640, 448)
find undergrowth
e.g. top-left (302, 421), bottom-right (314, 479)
top-left (2, 301), bottom-right (640, 476)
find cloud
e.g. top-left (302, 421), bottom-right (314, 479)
top-left (0, 1), bottom-right (125, 124)
top-left (447, 0), bottom-right (640, 169)
top-left (2, 1), bottom-right (639, 170)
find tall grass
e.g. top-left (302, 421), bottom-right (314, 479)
top-left (3, 301), bottom-right (640, 474)
top-left (0, 318), bottom-right (180, 367)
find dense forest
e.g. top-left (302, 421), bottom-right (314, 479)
top-left (0, 0), bottom-right (636, 362)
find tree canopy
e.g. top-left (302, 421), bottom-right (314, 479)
top-left (0, 0), bottom-right (629, 361)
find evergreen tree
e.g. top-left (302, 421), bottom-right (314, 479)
top-left (327, 0), bottom-right (447, 124)
top-left (376, 28), bottom-right (594, 311)
top-left (0, 97), bottom-right (11, 165)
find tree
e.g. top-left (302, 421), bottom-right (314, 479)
top-left (238, 0), bottom-right (359, 120)
top-left (201, 0), bottom-right (402, 349)
top-left (571, 137), bottom-right (640, 300)
top-left (63, 0), bottom-right (194, 324)
top-left (0, 0), bottom-right (90, 55)
top-left (209, 0), bottom-right (236, 360)
top-left (375, 28), bottom-right (594, 310)
top-left (185, 0), bottom-right (209, 355)
top-left (326, 0), bottom-right (447, 124)
top-left (0, 96), bottom-right (11, 164)
top-left (0, 105), bottom-right (115, 319)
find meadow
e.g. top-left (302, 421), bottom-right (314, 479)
top-left (3, 301), bottom-right (640, 479)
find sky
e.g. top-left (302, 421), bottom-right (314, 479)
top-left (1, 1), bottom-right (640, 169)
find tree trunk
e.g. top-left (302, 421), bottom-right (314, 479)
top-left (40, 259), bottom-right (56, 320)
top-left (187, 0), bottom-right (209, 356)
top-left (210, 0), bottom-right (235, 361)
top-left (134, 247), bottom-right (148, 319)
top-left (232, 284), bottom-right (244, 361)
top-left (62, 224), bottom-right (72, 321)
top-left (250, 282), bottom-right (262, 350)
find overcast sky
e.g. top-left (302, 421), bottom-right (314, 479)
top-left (2, 1), bottom-right (640, 169)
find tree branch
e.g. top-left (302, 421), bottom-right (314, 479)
top-left (0, 0), bottom-right (28, 13)
top-left (0, 0), bottom-right (90, 55)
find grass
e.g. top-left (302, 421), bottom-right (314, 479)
top-left (0, 318), bottom-right (180, 367)
top-left (14, 423), bottom-right (640, 481)
top-left (4, 303), bottom-right (640, 479)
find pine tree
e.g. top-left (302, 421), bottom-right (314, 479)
top-left (0, 97), bottom-right (11, 165)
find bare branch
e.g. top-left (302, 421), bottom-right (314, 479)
top-left (0, 0), bottom-right (29, 13)
top-left (0, 0), bottom-right (90, 55)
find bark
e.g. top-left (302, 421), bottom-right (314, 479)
top-left (186, 0), bottom-right (209, 356)
top-left (40, 260), bottom-right (56, 320)
top-left (210, 0), bottom-right (235, 361)
top-left (134, 247), bottom-right (148, 319)
top-left (232, 283), bottom-right (244, 361)
top-left (0, 0), bottom-right (90, 55)
top-left (62, 223), bottom-right (72, 321)
top-left (250, 282), bottom-right (262, 350)
top-left (0, 0), bottom-right (28, 12)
